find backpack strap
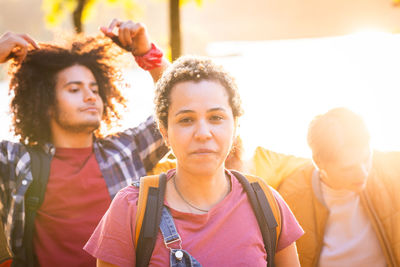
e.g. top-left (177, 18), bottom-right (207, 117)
top-left (14, 147), bottom-right (51, 267)
top-left (231, 170), bottom-right (281, 267)
top-left (134, 171), bottom-right (281, 267)
top-left (135, 173), bottom-right (166, 267)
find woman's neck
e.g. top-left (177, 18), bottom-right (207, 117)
top-left (168, 166), bottom-right (231, 214)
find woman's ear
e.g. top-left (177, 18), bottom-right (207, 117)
top-left (233, 118), bottom-right (239, 139)
top-left (159, 125), bottom-right (170, 147)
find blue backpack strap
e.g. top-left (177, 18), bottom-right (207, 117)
top-left (159, 207), bottom-right (202, 267)
top-left (231, 170), bottom-right (278, 267)
top-left (135, 173), bottom-right (167, 267)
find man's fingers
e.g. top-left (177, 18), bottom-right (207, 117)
top-left (20, 34), bottom-right (39, 49)
top-left (121, 26), bottom-right (133, 47)
top-left (102, 19), bottom-right (149, 53)
top-left (117, 27), bottom-right (127, 47)
top-left (10, 37), bottom-right (30, 59)
top-left (128, 23), bottom-right (141, 40)
top-left (117, 20), bottom-right (136, 48)
top-left (106, 18), bottom-right (122, 34)
top-left (100, 26), bottom-right (114, 37)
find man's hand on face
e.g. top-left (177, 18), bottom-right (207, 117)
top-left (0, 32), bottom-right (39, 63)
top-left (100, 19), bottom-right (152, 56)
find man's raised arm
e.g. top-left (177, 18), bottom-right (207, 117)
top-left (100, 19), bottom-right (170, 83)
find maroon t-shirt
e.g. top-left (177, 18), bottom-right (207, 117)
top-left (33, 147), bottom-right (111, 267)
top-left (84, 169), bottom-right (304, 266)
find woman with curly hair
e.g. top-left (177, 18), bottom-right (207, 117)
top-left (85, 56), bottom-right (303, 267)
top-left (0, 19), bottom-right (169, 267)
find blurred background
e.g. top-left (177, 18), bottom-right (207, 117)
top-left (1, 0), bottom-right (400, 158)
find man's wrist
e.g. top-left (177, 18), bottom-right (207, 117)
top-left (134, 43), bottom-right (163, 71)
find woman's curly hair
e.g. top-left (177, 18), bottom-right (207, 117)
top-left (8, 36), bottom-right (126, 146)
top-left (154, 55), bottom-right (243, 129)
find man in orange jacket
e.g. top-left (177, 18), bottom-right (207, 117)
top-left (252, 108), bottom-right (399, 267)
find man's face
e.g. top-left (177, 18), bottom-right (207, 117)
top-left (318, 145), bottom-right (373, 192)
top-left (50, 64), bottom-right (104, 134)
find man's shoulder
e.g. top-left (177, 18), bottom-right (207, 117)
top-left (277, 164), bottom-right (322, 221)
top-left (0, 139), bottom-right (24, 148)
top-left (278, 163), bottom-right (315, 196)
top-left (373, 150), bottom-right (400, 168)
top-left (0, 140), bottom-right (27, 158)
top-left (251, 147), bottom-right (311, 189)
top-left (370, 150), bottom-right (400, 188)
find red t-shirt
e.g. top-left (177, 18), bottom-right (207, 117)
top-left (84, 169), bottom-right (304, 266)
top-left (34, 147), bottom-right (111, 267)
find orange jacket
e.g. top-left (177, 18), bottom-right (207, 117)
top-left (250, 146), bottom-right (310, 188)
top-left (275, 151), bottom-right (400, 267)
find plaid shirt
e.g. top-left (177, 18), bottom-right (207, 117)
top-left (0, 115), bottom-right (168, 256)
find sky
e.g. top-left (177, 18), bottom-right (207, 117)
top-left (1, 30), bottom-right (399, 159)
top-left (209, 31), bottom-right (400, 157)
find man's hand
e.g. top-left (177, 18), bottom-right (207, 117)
top-left (100, 19), bottom-right (170, 83)
top-left (0, 32), bottom-right (39, 63)
top-left (100, 19), bottom-right (151, 56)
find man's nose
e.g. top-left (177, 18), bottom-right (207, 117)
top-left (356, 163), bottom-right (370, 180)
top-left (83, 87), bottom-right (96, 102)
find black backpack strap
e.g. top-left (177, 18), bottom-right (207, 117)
top-left (14, 147), bottom-right (51, 267)
top-left (231, 170), bottom-right (278, 267)
top-left (136, 173), bottom-right (166, 267)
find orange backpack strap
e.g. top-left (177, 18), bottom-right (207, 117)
top-left (230, 170), bottom-right (281, 267)
top-left (134, 175), bottom-right (158, 248)
top-left (134, 173), bottom-right (167, 267)
top-left (244, 174), bottom-right (282, 247)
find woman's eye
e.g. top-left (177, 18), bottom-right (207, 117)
top-left (179, 117), bottom-right (193, 124)
top-left (69, 88), bottom-right (79, 93)
top-left (210, 115), bottom-right (223, 121)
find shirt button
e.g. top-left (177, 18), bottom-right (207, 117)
top-left (22, 179), bottom-right (28, 186)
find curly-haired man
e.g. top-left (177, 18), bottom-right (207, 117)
top-left (0, 19), bottom-right (169, 267)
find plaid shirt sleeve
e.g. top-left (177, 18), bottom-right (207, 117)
top-left (0, 141), bottom-right (28, 215)
top-left (96, 115), bottom-right (169, 197)
top-left (134, 116), bottom-right (169, 172)
top-left (0, 141), bottom-right (32, 253)
top-left (117, 116), bottom-right (169, 172)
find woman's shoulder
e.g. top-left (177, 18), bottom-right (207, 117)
top-left (113, 185), bottom-right (140, 206)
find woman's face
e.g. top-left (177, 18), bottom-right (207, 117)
top-left (161, 80), bottom-right (236, 176)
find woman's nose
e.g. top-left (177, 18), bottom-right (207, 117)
top-left (194, 120), bottom-right (212, 140)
